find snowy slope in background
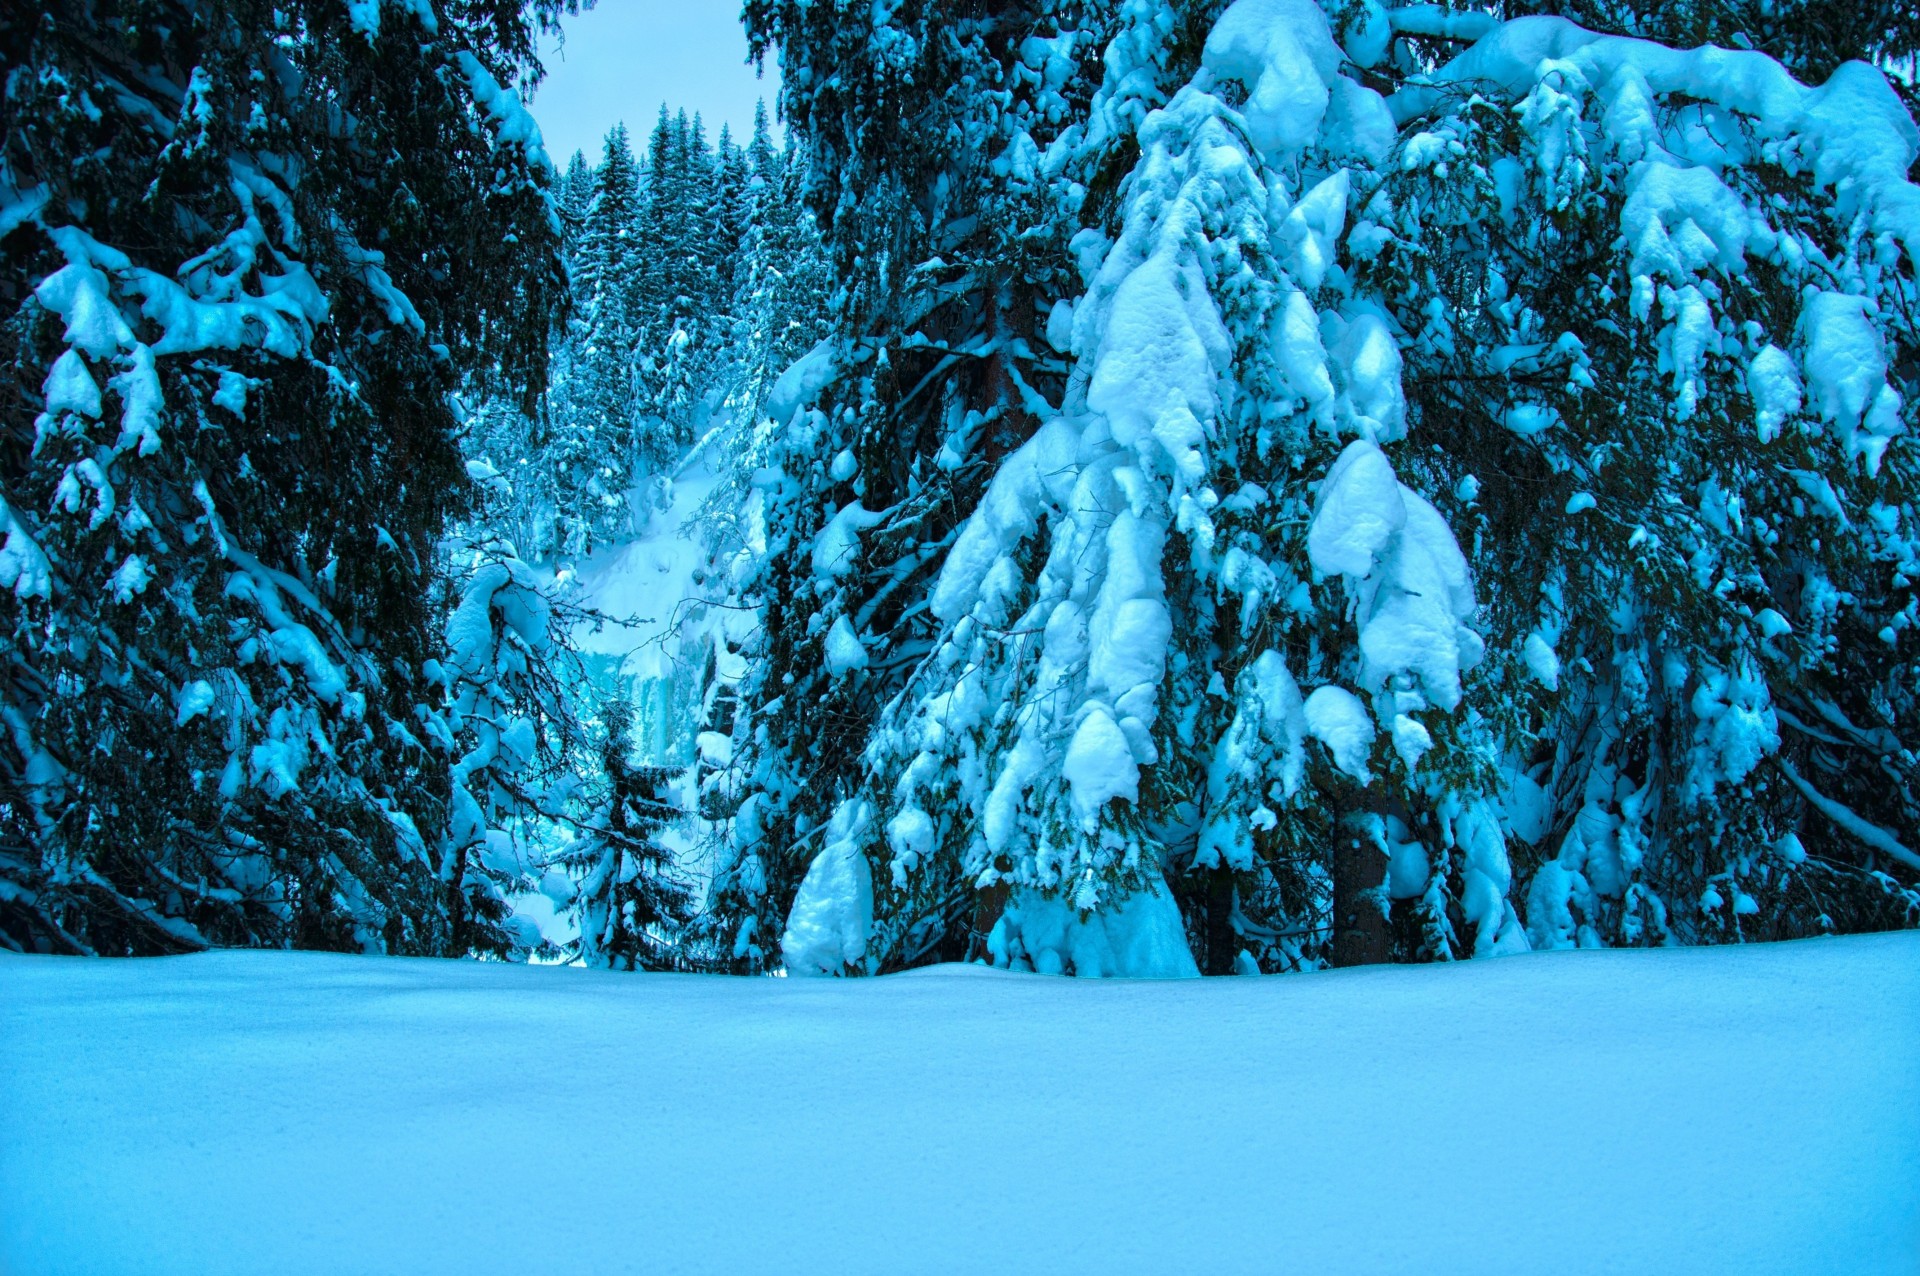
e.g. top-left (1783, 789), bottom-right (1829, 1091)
top-left (4, 935), bottom-right (1917, 1275)
top-left (564, 460), bottom-right (723, 683)
top-left (505, 457), bottom-right (727, 948)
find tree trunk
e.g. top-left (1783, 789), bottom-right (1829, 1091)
top-left (1203, 865), bottom-right (1239, 975)
top-left (1331, 813), bottom-right (1391, 967)
top-left (967, 880), bottom-right (1011, 963)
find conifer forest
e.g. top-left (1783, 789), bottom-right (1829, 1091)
top-left (3, 1), bottom-right (1920, 1269)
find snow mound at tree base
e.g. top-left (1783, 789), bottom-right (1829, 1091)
top-left (4, 936), bottom-right (1917, 1274)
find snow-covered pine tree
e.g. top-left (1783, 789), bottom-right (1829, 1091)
top-left (634, 110), bottom-right (730, 469)
top-left (733, 0), bottom-right (1918, 976)
top-left (1349, 4), bottom-right (1920, 945)
top-left (574, 124), bottom-right (644, 322)
top-left (719, 0), bottom-right (1195, 975)
top-left (678, 112), bottom-right (726, 319)
top-left (724, 114), bottom-right (831, 424)
top-left (635, 106), bottom-right (681, 298)
top-left (711, 125), bottom-right (753, 323)
top-left (557, 149), bottom-right (594, 261)
top-left (0, 0), bottom-right (573, 955)
top-left (548, 123), bottom-right (645, 555)
top-left (563, 697), bottom-right (692, 969)
top-left (437, 526), bottom-right (588, 956)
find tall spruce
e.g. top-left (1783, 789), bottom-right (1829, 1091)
top-left (716, 0), bottom-right (1145, 974)
top-left (562, 697), bottom-right (692, 969)
top-left (573, 123), bottom-right (643, 330)
top-left (547, 122), bottom-right (645, 555)
top-left (0, 0), bottom-right (574, 955)
top-left (1352, 0), bottom-right (1920, 946)
top-left (633, 109), bottom-right (727, 466)
top-left (557, 149), bottom-right (594, 261)
top-left (725, 0), bottom-right (1919, 977)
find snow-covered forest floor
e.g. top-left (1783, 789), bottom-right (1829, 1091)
top-left (5, 933), bottom-right (1917, 1275)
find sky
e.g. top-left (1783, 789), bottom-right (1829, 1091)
top-left (528, 3), bottom-right (781, 168)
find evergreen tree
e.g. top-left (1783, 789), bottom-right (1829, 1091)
top-left (712, 125), bottom-right (753, 314)
top-left (633, 109), bottom-right (729, 466)
top-left (635, 105), bottom-right (680, 312)
top-left (557, 148), bottom-right (594, 263)
top-left (726, 0), bottom-right (1920, 977)
top-left (563, 698), bottom-right (691, 969)
top-left (684, 113), bottom-right (726, 313)
top-left (716, 0), bottom-right (1141, 974)
top-left (1349, 1), bottom-right (1920, 946)
top-left (574, 123), bottom-right (643, 334)
top-left (439, 529), bottom-right (586, 955)
top-left (548, 122), bottom-right (645, 556)
top-left (0, 0), bottom-right (574, 955)
top-left (746, 99), bottom-right (779, 189)
top-left (715, 115), bottom-right (832, 432)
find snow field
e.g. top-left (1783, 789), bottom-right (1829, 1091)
top-left (3, 932), bottom-right (1917, 1275)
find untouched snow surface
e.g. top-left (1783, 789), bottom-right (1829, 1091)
top-left (3, 934), bottom-right (1918, 1274)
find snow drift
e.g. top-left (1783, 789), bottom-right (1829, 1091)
top-left (4, 934), bottom-right (1917, 1274)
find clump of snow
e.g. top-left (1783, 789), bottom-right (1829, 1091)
top-left (988, 874), bottom-right (1199, 978)
top-left (1323, 76), bottom-right (1398, 167)
top-left (1747, 344), bottom-right (1801, 442)
top-left (1198, 650), bottom-right (1308, 868)
top-left (1085, 254), bottom-right (1224, 486)
top-left (811, 501), bottom-right (885, 581)
top-left (1390, 712), bottom-right (1433, 771)
top-left (1684, 664), bottom-right (1780, 802)
top-left (823, 615), bottom-right (867, 677)
top-left (1503, 403), bottom-right (1557, 437)
top-left (929, 418), bottom-right (1075, 623)
top-left (1527, 856), bottom-right (1600, 951)
top-left (1202, 0), bottom-right (1343, 161)
top-left (1800, 291), bottom-right (1901, 473)
top-left (453, 51), bottom-right (553, 176)
top-left (175, 679), bottom-right (217, 726)
top-left (1304, 685), bottom-right (1374, 781)
top-left (1062, 709), bottom-right (1141, 829)
top-left (1309, 438), bottom-right (1405, 580)
top-left (1280, 171), bottom-right (1351, 294)
top-left (1310, 440), bottom-right (1480, 714)
top-left (885, 806), bottom-right (936, 883)
top-left (1327, 309), bottom-right (1406, 441)
top-left (1454, 801), bottom-right (1529, 955)
top-left (0, 498), bottom-right (53, 601)
top-left (782, 800), bottom-right (876, 975)
top-left (763, 339), bottom-right (840, 428)
top-left (1385, 818), bottom-right (1430, 898)
top-left (446, 559), bottom-right (549, 675)
top-left (41, 350), bottom-right (100, 420)
top-left (1523, 632), bottom-right (1562, 691)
